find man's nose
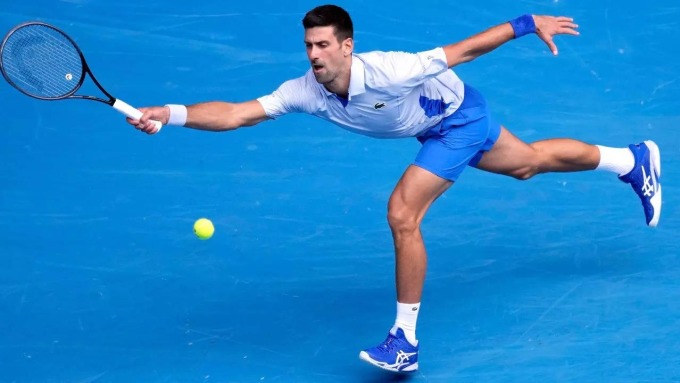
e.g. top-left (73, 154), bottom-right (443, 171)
top-left (308, 45), bottom-right (319, 60)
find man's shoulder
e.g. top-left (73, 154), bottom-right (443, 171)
top-left (355, 50), bottom-right (391, 64)
top-left (355, 50), bottom-right (416, 82)
top-left (355, 50), bottom-right (424, 72)
top-left (356, 48), bottom-right (443, 65)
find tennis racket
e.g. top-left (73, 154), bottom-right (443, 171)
top-left (0, 21), bottom-right (162, 132)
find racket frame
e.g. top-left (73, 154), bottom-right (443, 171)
top-left (0, 21), bottom-right (162, 131)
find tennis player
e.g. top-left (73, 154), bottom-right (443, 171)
top-left (128, 5), bottom-right (661, 373)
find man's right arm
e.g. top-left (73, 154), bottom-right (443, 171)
top-left (184, 100), bottom-right (269, 131)
top-left (130, 75), bottom-right (313, 135)
top-left (129, 100), bottom-right (269, 134)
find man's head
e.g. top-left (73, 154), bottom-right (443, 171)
top-left (302, 5), bottom-right (354, 85)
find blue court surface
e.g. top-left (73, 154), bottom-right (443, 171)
top-left (1, 1), bottom-right (679, 382)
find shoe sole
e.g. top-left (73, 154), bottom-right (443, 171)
top-left (644, 140), bottom-right (662, 227)
top-left (359, 351), bottom-right (418, 373)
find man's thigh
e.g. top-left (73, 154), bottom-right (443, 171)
top-left (473, 126), bottom-right (537, 176)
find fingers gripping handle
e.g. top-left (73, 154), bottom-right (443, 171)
top-left (112, 98), bottom-right (163, 133)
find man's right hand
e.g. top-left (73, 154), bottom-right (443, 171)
top-left (126, 106), bottom-right (170, 134)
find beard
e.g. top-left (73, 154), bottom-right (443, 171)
top-left (312, 67), bottom-right (334, 84)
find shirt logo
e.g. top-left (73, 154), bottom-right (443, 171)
top-left (374, 102), bottom-right (386, 109)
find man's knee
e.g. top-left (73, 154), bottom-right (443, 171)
top-left (510, 166), bottom-right (539, 180)
top-left (510, 144), bottom-right (545, 180)
top-left (387, 199), bottom-right (420, 234)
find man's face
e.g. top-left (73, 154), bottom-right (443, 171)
top-left (304, 26), bottom-right (351, 84)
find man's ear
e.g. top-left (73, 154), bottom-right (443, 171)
top-left (343, 37), bottom-right (354, 57)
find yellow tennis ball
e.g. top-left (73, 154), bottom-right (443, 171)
top-left (193, 218), bottom-right (214, 240)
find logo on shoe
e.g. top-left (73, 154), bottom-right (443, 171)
top-left (394, 350), bottom-right (418, 370)
top-left (641, 166), bottom-right (655, 197)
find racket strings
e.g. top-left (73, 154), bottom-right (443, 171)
top-left (1, 24), bottom-right (83, 99)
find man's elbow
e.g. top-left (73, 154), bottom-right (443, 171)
top-left (220, 119), bottom-right (241, 131)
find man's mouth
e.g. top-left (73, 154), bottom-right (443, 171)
top-left (312, 63), bottom-right (324, 72)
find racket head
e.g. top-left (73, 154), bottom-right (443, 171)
top-left (0, 22), bottom-right (86, 100)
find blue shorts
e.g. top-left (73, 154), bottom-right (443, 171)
top-left (413, 84), bottom-right (501, 182)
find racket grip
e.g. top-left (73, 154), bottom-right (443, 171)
top-left (113, 98), bottom-right (163, 133)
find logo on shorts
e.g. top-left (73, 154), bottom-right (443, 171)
top-left (374, 102), bottom-right (386, 109)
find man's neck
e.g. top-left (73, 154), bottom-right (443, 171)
top-left (324, 57), bottom-right (352, 98)
top-left (324, 81), bottom-right (349, 99)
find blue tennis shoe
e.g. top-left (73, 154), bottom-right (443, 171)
top-left (359, 328), bottom-right (419, 372)
top-left (619, 140), bottom-right (661, 227)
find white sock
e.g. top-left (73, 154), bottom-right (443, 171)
top-left (596, 145), bottom-right (635, 176)
top-left (390, 302), bottom-right (420, 346)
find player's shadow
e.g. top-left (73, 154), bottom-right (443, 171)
top-left (356, 367), bottom-right (416, 383)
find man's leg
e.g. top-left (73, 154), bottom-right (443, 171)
top-left (359, 165), bottom-right (451, 373)
top-left (474, 126), bottom-right (661, 226)
top-left (474, 126), bottom-right (603, 177)
top-left (388, 165), bottom-right (452, 304)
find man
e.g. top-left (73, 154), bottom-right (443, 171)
top-left (128, 4), bottom-right (661, 373)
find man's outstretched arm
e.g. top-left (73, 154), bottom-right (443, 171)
top-left (128, 100), bottom-right (269, 134)
top-left (442, 15), bottom-right (579, 67)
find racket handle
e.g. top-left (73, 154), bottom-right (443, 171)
top-left (113, 98), bottom-right (163, 133)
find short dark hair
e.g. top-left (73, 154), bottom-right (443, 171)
top-left (302, 5), bottom-right (354, 42)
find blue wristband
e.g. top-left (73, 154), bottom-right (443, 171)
top-left (509, 14), bottom-right (536, 38)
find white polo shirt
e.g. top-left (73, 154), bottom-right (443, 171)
top-left (256, 47), bottom-right (465, 138)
